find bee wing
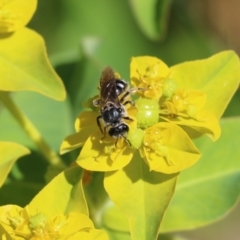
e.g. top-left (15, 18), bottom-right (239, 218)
top-left (100, 67), bottom-right (115, 85)
top-left (100, 67), bottom-right (121, 106)
top-left (100, 80), bottom-right (121, 105)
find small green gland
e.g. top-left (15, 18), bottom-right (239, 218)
top-left (29, 212), bottom-right (47, 229)
top-left (162, 78), bottom-right (178, 98)
top-left (128, 128), bottom-right (145, 149)
top-left (135, 97), bottom-right (160, 129)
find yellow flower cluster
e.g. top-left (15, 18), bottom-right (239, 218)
top-left (0, 205), bottom-right (108, 240)
top-left (61, 56), bottom-right (222, 174)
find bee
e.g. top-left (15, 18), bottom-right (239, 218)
top-left (93, 67), bottom-right (135, 144)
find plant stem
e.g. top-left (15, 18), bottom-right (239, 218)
top-left (0, 92), bottom-right (66, 169)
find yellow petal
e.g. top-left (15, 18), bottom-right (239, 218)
top-left (0, 0), bottom-right (37, 33)
top-left (130, 56), bottom-right (170, 100)
top-left (57, 212), bottom-right (94, 236)
top-left (77, 132), bottom-right (135, 171)
top-left (0, 142), bottom-right (30, 187)
top-left (131, 56), bottom-right (170, 80)
top-left (60, 126), bottom-right (97, 154)
top-left (142, 123), bottom-right (201, 173)
top-left (0, 205), bottom-right (32, 238)
top-left (170, 51), bottom-right (240, 119)
top-left (0, 28), bottom-right (66, 101)
top-left (75, 111), bottom-right (99, 132)
top-left (70, 229), bottom-right (109, 240)
top-left (172, 90), bottom-right (207, 113)
top-left (160, 111), bottom-right (221, 141)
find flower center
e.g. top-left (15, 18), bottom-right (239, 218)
top-left (144, 127), bottom-right (174, 166)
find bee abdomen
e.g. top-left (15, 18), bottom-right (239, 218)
top-left (108, 123), bottom-right (129, 138)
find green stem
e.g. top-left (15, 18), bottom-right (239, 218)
top-left (0, 92), bottom-right (66, 169)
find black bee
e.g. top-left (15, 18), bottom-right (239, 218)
top-left (93, 67), bottom-right (134, 143)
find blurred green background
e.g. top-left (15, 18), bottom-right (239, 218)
top-left (27, 0), bottom-right (224, 116)
top-left (0, 0), bottom-right (240, 239)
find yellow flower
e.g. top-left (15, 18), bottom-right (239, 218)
top-left (132, 56), bottom-right (221, 141)
top-left (61, 51), bottom-right (239, 174)
top-left (60, 111), bottom-right (99, 154)
top-left (139, 122), bottom-right (200, 173)
top-left (0, 205), bottom-right (108, 240)
top-left (130, 56), bottom-right (171, 100)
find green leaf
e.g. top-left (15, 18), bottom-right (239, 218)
top-left (142, 122), bottom-right (201, 174)
top-left (0, 27), bottom-right (66, 101)
top-left (102, 205), bottom-right (129, 233)
top-left (158, 235), bottom-right (188, 240)
top-left (170, 51), bottom-right (240, 118)
top-left (160, 117), bottom-right (240, 232)
top-left (0, 141), bottom-right (30, 187)
top-left (104, 153), bottom-right (178, 240)
top-left (29, 165), bottom-right (88, 217)
top-left (129, 0), bottom-right (172, 41)
top-left (103, 227), bottom-right (131, 240)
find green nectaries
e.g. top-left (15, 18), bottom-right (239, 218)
top-left (128, 128), bottom-right (145, 149)
top-left (135, 97), bottom-right (160, 129)
top-left (162, 78), bottom-right (178, 99)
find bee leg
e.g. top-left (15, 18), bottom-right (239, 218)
top-left (123, 136), bottom-right (131, 146)
top-left (120, 87), bottom-right (143, 104)
top-left (119, 91), bottom-right (132, 105)
top-left (114, 138), bottom-right (119, 148)
top-left (123, 116), bottom-right (134, 121)
top-left (123, 100), bottom-right (135, 107)
top-left (101, 124), bottom-right (111, 141)
top-left (120, 87), bottom-right (146, 107)
top-left (103, 125), bottom-right (108, 137)
top-left (115, 136), bottom-right (131, 148)
top-left (97, 115), bottom-right (103, 134)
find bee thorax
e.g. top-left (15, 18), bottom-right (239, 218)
top-left (102, 107), bottom-right (123, 124)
